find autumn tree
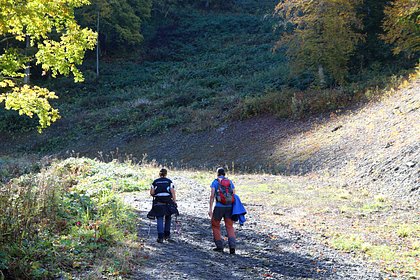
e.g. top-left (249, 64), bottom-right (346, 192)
top-left (381, 0), bottom-right (420, 57)
top-left (275, 0), bottom-right (364, 86)
top-left (0, 0), bottom-right (96, 131)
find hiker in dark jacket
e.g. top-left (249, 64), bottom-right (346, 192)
top-left (149, 168), bottom-right (178, 243)
top-left (208, 167), bottom-right (236, 254)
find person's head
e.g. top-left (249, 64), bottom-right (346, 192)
top-left (159, 168), bottom-right (168, 177)
top-left (217, 167), bottom-right (225, 177)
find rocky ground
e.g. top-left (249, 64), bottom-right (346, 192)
top-left (123, 175), bottom-right (398, 280)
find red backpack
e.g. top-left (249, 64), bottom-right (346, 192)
top-left (216, 178), bottom-right (235, 205)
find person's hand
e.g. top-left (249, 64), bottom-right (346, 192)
top-left (208, 210), bottom-right (213, 218)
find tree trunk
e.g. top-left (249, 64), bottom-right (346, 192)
top-left (23, 35), bottom-right (30, 84)
top-left (318, 64), bottom-right (326, 88)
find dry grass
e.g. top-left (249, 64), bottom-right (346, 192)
top-left (235, 174), bottom-right (420, 278)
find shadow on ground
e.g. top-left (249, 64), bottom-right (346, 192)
top-left (133, 211), bottom-right (343, 280)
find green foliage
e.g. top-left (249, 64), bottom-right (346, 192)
top-left (234, 90), bottom-right (293, 119)
top-left (0, 85), bottom-right (59, 132)
top-left (75, 0), bottom-right (152, 52)
top-left (0, 0), bottom-right (96, 131)
top-left (14, 8), bottom-right (286, 142)
top-left (0, 157), bottom-right (150, 279)
top-left (151, 0), bottom-right (236, 16)
top-left (275, 0), bottom-right (365, 85)
top-left (381, 0), bottom-right (420, 56)
top-left (0, 157), bottom-right (42, 183)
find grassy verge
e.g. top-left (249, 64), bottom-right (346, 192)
top-left (236, 175), bottom-right (419, 279)
top-left (0, 157), bottom-right (154, 279)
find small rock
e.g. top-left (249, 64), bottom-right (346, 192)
top-left (384, 142), bottom-right (393, 148)
top-left (406, 161), bottom-right (416, 168)
top-left (331, 125), bottom-right (343, 132)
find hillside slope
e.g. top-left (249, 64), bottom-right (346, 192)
top-left (0, 0), bottom-right (285, 151)
top-left (124, 78), bottom-right (419, 202)
top-left (1, 78), bottom-right (418, 204)
top-left (0, 0), bottom-right (418, 203)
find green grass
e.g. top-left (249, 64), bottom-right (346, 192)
top-left (396, 224), bottom-right (416, 238)
top-left (331, 234), bottom-right (366, 252)
top-left (0, 157), bottom-right (152, 279)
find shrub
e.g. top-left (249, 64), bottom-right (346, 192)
top-left (234, 90), bottom-right (293, 119)
top-left (233, 87), bottom-right (354, 120)
top-left (0, 157), bottom-right (149, 279)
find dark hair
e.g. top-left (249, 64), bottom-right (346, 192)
top-left (217, 167), bottom-right (225, 176)
top-left (159, 168), bottom-right (168, 177)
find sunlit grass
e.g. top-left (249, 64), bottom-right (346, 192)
top-left (234, 174), bottom-right (419, 279)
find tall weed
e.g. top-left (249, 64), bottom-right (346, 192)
top-left (0, 157), bottom-right (149, 279)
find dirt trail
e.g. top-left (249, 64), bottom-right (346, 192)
top-left (124, 175), bottom-right (396, 280)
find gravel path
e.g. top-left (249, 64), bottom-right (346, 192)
top-left (125, 175), bottom-right (395, 280)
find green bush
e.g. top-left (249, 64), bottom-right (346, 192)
top-left (0, 157), bottom-right (150, 279)
top-left (233, 87), bottom-right (355, 120)
top-left (234, 90), bottom-right (293, 119)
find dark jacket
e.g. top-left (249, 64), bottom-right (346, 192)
top-left (147, 199), bottom-right (178, 219)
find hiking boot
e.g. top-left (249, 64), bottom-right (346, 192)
top-left (213, 247), bottom-right (224, 253)
top-left (164, 236), bottom-right (176, 243)
top-left (229, 248), bottom-right (236, 255)
top-left (157, 238), bottom-right (163, 243)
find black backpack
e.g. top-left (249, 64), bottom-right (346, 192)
top-left (153, 178), bottom-right (172, 203)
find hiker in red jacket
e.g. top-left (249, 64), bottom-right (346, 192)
top-left (208, 167), bottom-right (236, 254)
